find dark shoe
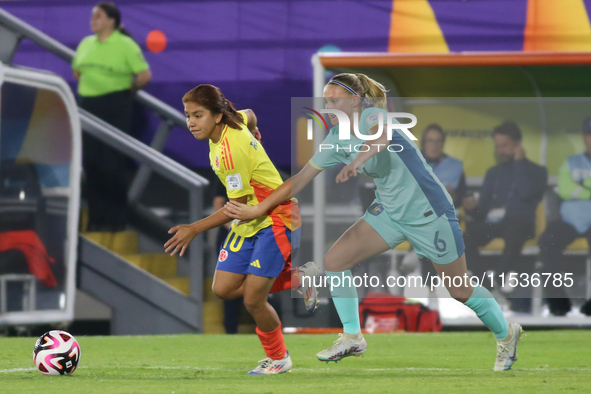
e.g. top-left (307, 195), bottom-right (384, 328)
top-left (580, 299), bottom-right (591, 316)
top-left (509, 298), bottom-right (531, 314)
top-left (548, 298), bottom-right (572, 316)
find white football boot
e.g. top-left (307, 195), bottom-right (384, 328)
top-left (494, 322), bottom-right (524, 371)
top-left (316, 332), bottom-right (367, 363)
top-left (248, 352), bottom-right (292, 375)
top-left (294, 261), bottom-right (321, 313)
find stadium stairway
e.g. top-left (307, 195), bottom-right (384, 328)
top-left (83, 230), bottom-right (190, 294)
top-left (78, 229), bottom-right (227, 334)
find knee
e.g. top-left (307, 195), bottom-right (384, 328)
top-left (447, 286), bottom-right (473, 303)
top-left (243, 296), bottom-right (266, 314)
top-left (213, 283), bottom-right (236, 300)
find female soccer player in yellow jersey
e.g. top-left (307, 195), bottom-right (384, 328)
top-left (164, 84), bottom-right (319, 374)
top-left (225, 73), bottom-right (523, 372)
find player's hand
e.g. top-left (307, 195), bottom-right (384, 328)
top-left (335, 163), bottom-right (359, 183)
top-left (164, 224), bottom-right (196, 257)
top-left (224, 200), bottom-right (261, 224)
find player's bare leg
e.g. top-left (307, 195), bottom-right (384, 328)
top-left (323, 218), bottom-right (391, 273)
top-left (212, 270), bottom-right (246, 300)
top-left (431, 253), bottom-right (473, 302)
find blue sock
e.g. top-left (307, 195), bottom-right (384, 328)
top-left (326, 270), bottom-right (360, 335)
top-left (464, 286), bottom-right (508, 340)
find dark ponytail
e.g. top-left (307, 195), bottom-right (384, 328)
top-left (182, 84), bottom-right (244, 130)
top-left (96, 1), bottom-right (132, 38)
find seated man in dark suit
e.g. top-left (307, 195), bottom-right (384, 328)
top-left (463, 121), bottom-right (548, 311)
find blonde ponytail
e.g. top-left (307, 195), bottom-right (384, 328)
top-left (355, 74), bottom-right (387, 110)
top-left (327, 73), bottom-right (388, 110)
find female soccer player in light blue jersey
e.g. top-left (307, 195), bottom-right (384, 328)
top-left (225, 73), bottom-right (523, 372)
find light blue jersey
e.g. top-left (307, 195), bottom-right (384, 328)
top-left (309, 107), bottom-right (454, 225)
top-left (559, 153), bottom-right (591, 234)
top-left (429, 156), bottom-right (463, 191)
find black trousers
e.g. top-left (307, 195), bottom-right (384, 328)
top-left (539, 219), bottom-right (591, 312)
top-left (464, 217), bottom-right (535, 278)
top-left (80, 90), bottom-right (134, 231)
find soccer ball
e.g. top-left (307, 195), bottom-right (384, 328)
top-left (33, 330), bottom-right (80, 375)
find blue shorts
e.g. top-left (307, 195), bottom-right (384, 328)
top-left (362, 202), bottom-right (465, 265)
top-left (215, 225), bottom-right (301, 278)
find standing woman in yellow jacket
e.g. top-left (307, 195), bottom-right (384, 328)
top-left (72, 2), bottom-right (152, 231)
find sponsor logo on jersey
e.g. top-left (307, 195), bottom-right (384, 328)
top-left (368, 203), bottom-right (384, 216)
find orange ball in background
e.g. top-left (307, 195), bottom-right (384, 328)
top-left (146, 30), bottom-right (167, 53)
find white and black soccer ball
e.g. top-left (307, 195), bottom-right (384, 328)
top-left (33, 330), bottom-right (81, 375)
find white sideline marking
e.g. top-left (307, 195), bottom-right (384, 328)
top-left (0, 368), bottom-right (37, 373)
top-left (3, 365), bottom-right (590, 373)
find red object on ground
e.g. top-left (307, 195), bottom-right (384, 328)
top-left (359, 292), bottom-right (442, 333)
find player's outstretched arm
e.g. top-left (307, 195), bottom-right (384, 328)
top-left (224, 163), bottom-right (321, 221)
top-left (335, 123), bottom-right (388, 183)
top-left (165, 195), bottom-right (247, 257)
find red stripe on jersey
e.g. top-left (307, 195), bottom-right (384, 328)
top-left (270, 214), bottom-right (292, 264)
top-left (225, 137), bottom-right (234, 169)
top-left (221, 152), bottom-right (228, 171)
top-left (250, 180), bottom-right (301, 231)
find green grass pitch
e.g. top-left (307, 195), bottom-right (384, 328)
top-left (2, 330), bottom-right (591, 393)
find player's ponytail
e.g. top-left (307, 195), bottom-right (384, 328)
top-left (355, 74), bottom-right (387, 110)
top-left (328, 73), bottom-right (388, 110)
top-left (182, 84), bottom-right (244, 129)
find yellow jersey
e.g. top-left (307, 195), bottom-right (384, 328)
top-left (209, 111), bottom-right (300, 238)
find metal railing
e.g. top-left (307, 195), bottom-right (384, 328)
top-left (0, 7), bottom-right (188, 200)
top-left (0, 8), bottom-right (208, 323)
top-left (79, 110), bottom-right (207, 308)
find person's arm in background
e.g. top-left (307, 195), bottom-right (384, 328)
top-left (558, 158), bottom-right (591, 200)
top-left (125, 37), bottom-right (151, 93)
top-left (132, 69), bottom-right (152, 92)
top-left (463, 167), bottom-right (494, 220)
top-left (72, 39), bottom-right (84, 82)
top-left (242, 109), bottom-right (262, 142)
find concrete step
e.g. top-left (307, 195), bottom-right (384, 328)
top-left (123, 253), bottom-right (177, 278)
top-left (162, 277), bottom-right (190, 295)
top-left (83, 230), bottom-right (138, 255)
